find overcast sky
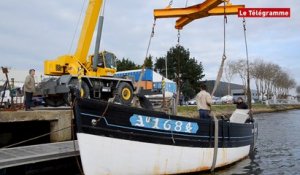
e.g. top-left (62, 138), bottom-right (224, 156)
top-left (0, 0), bottom-right (299, 89)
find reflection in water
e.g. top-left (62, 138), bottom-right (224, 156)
top-left (200, 110), bottom-right (300, 175)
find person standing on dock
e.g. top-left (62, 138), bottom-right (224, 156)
top-left (24, 69), bottom-right (35, 111)
top-left (196, 84), bottom-right (212, 119)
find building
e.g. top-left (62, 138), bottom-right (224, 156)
top-left (231, 89), bottom-right (258, 101)
top-left (204, 80), bottom-right (244, 97)
top-left (203, 80), bottom-right (257, 100)
top-left (115, 69), bottom-right (177, 93)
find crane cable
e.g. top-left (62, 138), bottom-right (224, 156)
top-left (133, 19), bottom-right (156, 100)
top-left (168, 0), bottom-right (173, 8)
top-left (243, 17), bottom-right (253, 119)
top-left (68, 0), bottom-right (87, 54)
top-left (211, 0), bottom-right (228, 97)
top-left (211, 0), bottom-right (228, 172)
top-left (176, 0), bottom-right (188, 46)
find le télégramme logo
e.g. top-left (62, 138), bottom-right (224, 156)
top-left (238, 8), bottom-right (291, 18)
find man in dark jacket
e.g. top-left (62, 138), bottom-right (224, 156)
top-left (24, 69), bottom-right (35, 111)
top-left (235, 97), bottom-right (248, 109)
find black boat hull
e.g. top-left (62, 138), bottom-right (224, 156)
top-left (74, 98), bottom-right (257, 174)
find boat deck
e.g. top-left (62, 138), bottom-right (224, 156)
top-left (0, 141), bottom-right (79, 169)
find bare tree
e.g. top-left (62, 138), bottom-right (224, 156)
top-left (233, 59), bottom-right (248, 92)
top-left (251, 59), bottom-right (265, 101)
top-left (223, 60), bottom-right (236, 95)
top-left (265, 63), bottom-right (281, 99)
top-left (272, 70), bottom-right (295, 98)
top-left (250, 59), bottom-right (296, 100)
top-left (296, 85), bottom-right (300, 95)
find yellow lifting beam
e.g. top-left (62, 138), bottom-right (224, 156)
top-left (154, 0), bottom-right (245, 29)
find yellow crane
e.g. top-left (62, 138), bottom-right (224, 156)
top-left (37, 0), bottom-right (134, 106)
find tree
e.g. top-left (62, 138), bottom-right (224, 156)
top-left (250, 59), bottom-right (296, 100)
top-left (296, 85), bottom-right (300, 95)
top-left (144, 55), bottom-right (153, 69)
top-left (116, 58), bottom-right (139, 71)
top-left (234, 59), bottom-right (248, 91)
top-left (181, 81), bottom-right (196, 100)
top-left (154, 45), bottom-right (205, 100)
top-left (251, 59), bottom-right (265, 101)
top-left (223, 60), bottom-right (236, 95)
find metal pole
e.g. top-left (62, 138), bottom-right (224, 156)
top-left (165, 57), bottom-right (168, 79)
top-left (92, 0), bottom-right (106, 71)
top-left (92, 15), bottom-right (104, 71)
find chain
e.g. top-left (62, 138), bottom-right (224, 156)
top-left (168, 0), bottom-right (173, 7)
top-left (242, 17), bottom-right (248, 64)
top-left (151, 19), bottom-right (156, 38)
top-left (177, 29), bottom-right (181, 46)
top-left (242, 17), bottom-right (253, 119)
top-left (185, 0), bottom-right (189, 7)
top-left (223, 0), bottom-right (229, 21)
top-left (222, 0), bottom-right (227, 60)
top-left (243, 17), bottom-right (247, 32)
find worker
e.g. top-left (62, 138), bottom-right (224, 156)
top-left (179, 92), bottom-right (184, 106)
top-left (24, 69), bottom-right (35, 111)
top-left (235, 97), bottom-right (248, 109)
top-left (196, 84), bottom-right (212, 119)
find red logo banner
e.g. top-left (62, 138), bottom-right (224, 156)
top-left (238, 8), bottom-right (291, 18)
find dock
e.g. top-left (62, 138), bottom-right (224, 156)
top-left (0, 141), bottom-right (79, 169)
top-left (0, 109), bottom-right (72, 142)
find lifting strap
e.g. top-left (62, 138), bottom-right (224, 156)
top-left (132, 19), bottom-right (157, 106)
top-left (135, 19), bottom-right (156, 95)
top-left (210, 1), bottom-right (227, 170)
top-left (211, 0), bottom-right (228, 97)
top-left (211, 112), bottom-right (219, 172)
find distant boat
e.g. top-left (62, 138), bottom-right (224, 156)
top-left (74, 98), bottom-right (258, 175)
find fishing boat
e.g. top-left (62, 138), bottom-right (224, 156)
top-left (74, 98), bottom-right (258, 174)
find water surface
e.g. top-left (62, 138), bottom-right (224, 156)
top-left (206, 110), bottom-right (300, 175)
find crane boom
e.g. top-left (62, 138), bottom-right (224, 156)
top-left (44, 0), bottom-right (104, 76)
top-left (75, 0), bottom-right (103, 64)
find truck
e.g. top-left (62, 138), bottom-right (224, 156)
top-left (36, 0), bottom-right (134, 107)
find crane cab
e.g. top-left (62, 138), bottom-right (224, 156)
top-left (86, 51), bottom-right (117, 77)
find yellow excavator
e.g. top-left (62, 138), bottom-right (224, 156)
top-left (37, 0), bottom-right (134, 106)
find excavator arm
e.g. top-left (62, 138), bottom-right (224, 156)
top-left (154, 0), bottom-right (245, 29)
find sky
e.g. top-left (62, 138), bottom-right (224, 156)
top-left (0, 0), bottom-right (299, 91)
